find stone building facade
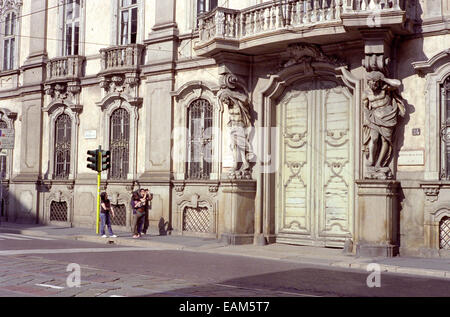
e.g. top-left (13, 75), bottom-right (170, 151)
top-left (0, 0), bottom-right (449, 257)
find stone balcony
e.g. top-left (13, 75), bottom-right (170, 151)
top-left (195, 0), bottom-right (413, 56)
top-left (45, 55), bottom-right (85, 84)
top-left (98, 44), bottom-right (145, 76)
top-left (97, 44), bottom-right (145, 102)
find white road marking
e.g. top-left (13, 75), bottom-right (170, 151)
top-left (1, 233), bottom-right (55, 241)
top-left (110, 295), bottom-right (125, 297)
top-left (35, 284), bottom-right (65, 290)
top-left (213, 283), bottom-right (321, 297)
top-left (0, 247), bottom-right (165, 256)
top-left (0, 234), bottom-right (30, 240)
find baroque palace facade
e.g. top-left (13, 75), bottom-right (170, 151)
top-left (0, 0), bottom-right (449, 257)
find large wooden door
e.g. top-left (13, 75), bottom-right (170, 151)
top-left (276, 78), bottom-right (354, 247)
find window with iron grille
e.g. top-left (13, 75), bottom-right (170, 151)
top-left (441, 77), bottom-right (450, 179)
top-left (120, 0), bottom-right (138, 45)
top-left (111, 204), bottom-right (127, 227)
top-left (187, 99), bottom-right (213, 180)
top-left (50, 201), bottom-right (68, 222)
top-left (54, 114), bottom-right (71, 179)
top-left (440, 216), bottom-right (450, 250)
top-left (63, 0), bottom-right (80, 56)
top-left (0, 120), bottom-right (7, 179)
top-left (3, 11), bottom-right (16, 70)
top-left (183, 206), bottom-right (212, 233)
top-left (110, 108), bottom-right (130, 180)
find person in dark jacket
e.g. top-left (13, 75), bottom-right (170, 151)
top-left (100, 192), bottom-right (117, 238)
top-left (130, 191), bottom-right (145, 238)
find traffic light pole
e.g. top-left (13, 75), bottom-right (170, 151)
top-left (87, 145), bottom-right (110, 235)
top-left (96, 146), bottom-right (102, 235)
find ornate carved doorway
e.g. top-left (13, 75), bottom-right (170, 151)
top-left (275, 78), bottom-right (354, 247)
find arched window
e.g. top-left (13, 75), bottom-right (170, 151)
top-left (0, 120), bottom-right (7, 179)
top-left (3, 11), bottom-right (16, 70)
top-left (54, 114), bottom-right (72, 179)
top-left (187, 99), bottom-right (213, 180)
top-left (441, 76), bottom-right (450, 179)
top-left (110, 108), bottom-right (130, 179)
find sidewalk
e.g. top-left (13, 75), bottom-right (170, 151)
top-left (1, 222), bottom-right (450, 280)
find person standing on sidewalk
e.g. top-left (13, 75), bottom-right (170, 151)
top-left (100, 192), bottom-right (117, 238)
top-left (130, 191), bottom-right (145, 238)
top-left (138, 188), bottom-right (153, 235)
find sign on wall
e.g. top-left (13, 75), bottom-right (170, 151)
top-left (0, 129), bottom-right (15, 149)
top-left (398, 150), bottom-right (425, 166)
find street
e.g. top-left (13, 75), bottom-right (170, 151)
top-left (0, 233), bottom-right (449, 298)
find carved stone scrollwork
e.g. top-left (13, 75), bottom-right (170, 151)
top-left (45, 81), bottom-right (82, 110)
top-left (218, 73), bottom-right (255, 180)
top-left (174, 183), bottom-right (185, 197)
top-left (282, 43), bottom-right (346, 70)
top-left (421, 185), bottom-right (440, 203)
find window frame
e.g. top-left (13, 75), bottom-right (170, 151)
top-left (58, 0), bottom-right (85, 57)
top-left (1, 9), bottom-right (20, 72)
top-left (54, 113), bottom-right (72, 180)
top-left (63, 0), bottom-right (81, 56)
top-left (187, 99), bottom-right (214, 180)
top-left (440, 76), bottom-right (450, 179)
top-left (112, 0), bottom-right (144, 46)
top-left (109, 107), bottom-right (131, 180)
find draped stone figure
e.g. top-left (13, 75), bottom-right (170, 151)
top-left (363, 71), bottom-right (406, 180)
top-left (218, 88), bottom-right (254, 179)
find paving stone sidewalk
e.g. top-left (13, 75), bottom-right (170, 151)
top-left (1, 222), bottom-right (450, 280)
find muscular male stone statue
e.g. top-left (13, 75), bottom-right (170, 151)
top-left (218, 89), bottom-right (254, 179)
top-left (363, 71), bottom-right (406, 180)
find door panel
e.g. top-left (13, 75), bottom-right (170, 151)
top-left (276, 79), bottom-right (353, 247)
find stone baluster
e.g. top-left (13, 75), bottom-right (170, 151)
top-left (391, 0), bottom-right (400, 10)
top-left (260, 8), bottom-right (266, 31)
top-left (323, 0), bottom-right (330, 20)
top-left (251, 11), bottom-right (256, 35)
top-left (299, 0), bottom-right (305, 24)
top-left (305, 0), bottom-right (312, 23)
top-left (255, 9), bottom-right (260, 32)
top-left (271, 5), bottom-right (277, 29)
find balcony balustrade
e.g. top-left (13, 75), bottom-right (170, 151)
top-left (46, 55), bottom-right (85, 83)
top-left (196, 0), bottom-right (409, 56)
top-left (99, 44), bottom-right (145, 75)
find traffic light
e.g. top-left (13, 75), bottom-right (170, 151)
top-left (87, 149), bottom-right (99, 172)
top-left (101, 150), bottom-right (111, 171)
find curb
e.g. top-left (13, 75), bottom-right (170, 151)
top-left (2, 226), bottom-right (450, 280)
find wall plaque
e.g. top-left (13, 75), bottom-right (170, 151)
top-left (84, 130), bottom-right (97, 139)
top-left (398, 150), bottom-right (424, 166)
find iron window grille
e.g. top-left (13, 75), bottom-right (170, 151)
top-left (50, 201), bottom-right (68, 222)
top-left (111, 204), bottom-right (127, 227)
top-left (109, 108), bottom-right (130, 180)
top-left (440, 216), bottom-right (450, 250)
top-left (0, 120), bottom-right (7, 179)
top-left (441, 77), bottom-right (450, 179)
top-left (63, 0), bottom-right (80, 56)
top-left (3, 11), bottom-right (16, 70)
top-left (183, 206), bottom-right (212, 233)
top-left (54, 114), bottom-right (72, 179)
top-left (120, 0), bottom-right (138, 45)
top-left (187, 99), bottom-right (213, 180)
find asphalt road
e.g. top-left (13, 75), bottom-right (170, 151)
top-left (0, 233), bottom-right (449, 298)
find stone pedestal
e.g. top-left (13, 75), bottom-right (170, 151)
top-left (355, 180), bottom-right (400, 257)
top-left (219, 180), bottom-right (256, 245)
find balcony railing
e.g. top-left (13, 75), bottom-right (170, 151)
top-left (46, 55), bottom-right (85, 82)
top-left (197, 0), bottom-right (407, 51)
top-left (99, 44), bottom-right (145, 74)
